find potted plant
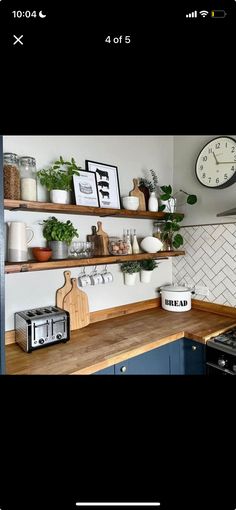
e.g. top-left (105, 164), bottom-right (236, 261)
top-left (158, 186), bottom-right (197, 250)
top-left (37, 156), bottom-right (81, 204)
top-left (120, 261), bottom-right (141, 286)
top-left (139, 169), bottom-right (159, 211)
top-left (140, 259), bottom-right (158, 283)
top-left (42, 216), bottom-right (79, 259)
top-left (159, 185), bottom-right (197, 213)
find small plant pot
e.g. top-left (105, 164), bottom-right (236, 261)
top-left (140, 269), bottom-right (152, 283)
top-left (32, 247), bottom-right (52, 262)
top-left (49, 241), bottom-right (68, 259)
top-left (124, 273), bottom-right (137, 286)
top-left (50, 189), bottom-right (70, 204)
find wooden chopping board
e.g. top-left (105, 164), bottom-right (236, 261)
top-left (56, 270), bottom-right (72, 309)
top-left (63, 278), bottom-right (90, 330)
top-left (87, 221), bottom-right (109, 256)
top-left (129, 178), bottom-right (146, 211)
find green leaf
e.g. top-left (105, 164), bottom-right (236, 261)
top-left (160, 185), bottom-right (172, 195)
top-left (159, 205), bottom-right (166, 211)
top-left (160, 193), bottom-right (170, 201)
top-left (173, 234), bottom-right (183, 249)
top-left (187, 194), bottom-right (197, 205)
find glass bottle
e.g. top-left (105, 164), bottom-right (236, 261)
top-left (19, 156), bottom-right (37, 201)
top-left (132, 229), bottom-right (140, 254)
top-left (126, 229), bottom-right (132, 254)
top-left (3, 153), bottom-right (20, 200)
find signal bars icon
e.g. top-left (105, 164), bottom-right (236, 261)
top-left (186, 10), bottom-right (209, 18)
top-left (186, 10), bottom-right (197, 17)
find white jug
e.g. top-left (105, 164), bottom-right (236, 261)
top-left (7, 222), bottom-right (34, 262)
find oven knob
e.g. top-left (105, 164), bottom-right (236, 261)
top-left (218, 357), bottom-right (226, 368)
top-left (56, 333), bottom-right (62, 340)
top-left (39, 338), bottom-right (45, 344)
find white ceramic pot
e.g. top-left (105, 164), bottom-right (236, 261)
top-left (148, 192), bottom-right (158, 212)
top-left (122, 196), bottom-right (139, 210)
top-left (50, 189), bottom-right (70, 204)
top-left (140, 236), bottom-right (163, 253)
top-left (124, 273), bottom-right (137, 286)
top-left (160, 285), bottom-right (192, 312)
top-left (140, 269), bottom-right (152, 283)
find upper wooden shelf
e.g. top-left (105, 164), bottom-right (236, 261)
top-left (5, 251), bottom-right (185, 274)
top-left (4, 199), bottom-right (184, 220)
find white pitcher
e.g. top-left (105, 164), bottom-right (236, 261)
top-left (7, 222), bottom-right (34, 262)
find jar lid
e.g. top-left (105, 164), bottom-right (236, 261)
top-left (4, 152), bottom-right (19, 162)
top-left (19, 156), bottom-right (36, 165)
top-left (160, 284), bottom-right (190, 292)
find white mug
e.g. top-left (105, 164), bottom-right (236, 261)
top-left (7, 221), bottom-right (34, 262)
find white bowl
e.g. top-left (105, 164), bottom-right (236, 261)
top-left (122, 196), bottom-right (139, 211)
top-left (140, 236), bottom-right (163, 253)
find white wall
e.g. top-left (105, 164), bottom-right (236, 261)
top-left (4, 136), bottom-right (173, 330)
top-left (173, 135), bottom-right (236, 225)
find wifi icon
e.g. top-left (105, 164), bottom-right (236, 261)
top-left (199, 10), bottom-right (209, 17)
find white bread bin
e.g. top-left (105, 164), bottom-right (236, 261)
top-left (160, 285), bottom-right (193, 312)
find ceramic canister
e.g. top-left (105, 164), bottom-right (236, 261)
top-left (160, 285), bottom-right (193, 312)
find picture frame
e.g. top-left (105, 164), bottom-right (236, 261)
top-left (85, 160), bottom-right (121, 209)
top-left (73, 170), bottom-right (99, 207)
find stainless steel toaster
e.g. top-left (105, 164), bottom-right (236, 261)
top-left (15, 306), bottom-right (70, 353)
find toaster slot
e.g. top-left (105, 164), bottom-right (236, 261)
top-left (33, 321), bottom-right (49, 341)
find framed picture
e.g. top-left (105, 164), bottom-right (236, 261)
top-left (85, 160), bottom-right (121, 209)
top-left (73, 170), bottom-right (99, 207)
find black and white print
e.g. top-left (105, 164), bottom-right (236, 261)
top-left (85, 160), bottom-right (121, 209)
top-left (73, 170), bottom-right (99, 207)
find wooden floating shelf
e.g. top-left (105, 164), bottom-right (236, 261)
top-left (4, 199), bottom-right (184, 220)
top-left (5, 252), bottom-right (185, 274)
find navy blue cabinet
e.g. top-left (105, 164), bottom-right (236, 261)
top-left (115, 344), bottom-right (171, 375)
top-left (179, 338), bottom-right (206, 375)
top-left (93, 338), bottom-right (206, 375)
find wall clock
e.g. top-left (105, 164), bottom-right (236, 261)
top-left (195, 136), bottom-right (236, 189)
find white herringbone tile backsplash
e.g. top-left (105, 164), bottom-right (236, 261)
top-left (172, 224), bottom-right (236, 306)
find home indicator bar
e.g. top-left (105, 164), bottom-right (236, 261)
top-left (76, 504), bottom-right (161, 507)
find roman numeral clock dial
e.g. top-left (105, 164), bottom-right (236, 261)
top-left (195, 136), bottom-right (236, 189)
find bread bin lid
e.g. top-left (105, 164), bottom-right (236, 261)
top-left (160, 285), bottom-right (191, 292)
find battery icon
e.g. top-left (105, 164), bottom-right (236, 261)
top-left (211, 10), bottom-right (227, 18)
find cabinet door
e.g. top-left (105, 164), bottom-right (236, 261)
top-left (94, 365), bottom-right (115, 375)
top-left (115, 344), bottom-right (171, 375)
top-left (180, 338), bottom-right (206, 375)
top-left (169, 340), bottom-right (182, 375)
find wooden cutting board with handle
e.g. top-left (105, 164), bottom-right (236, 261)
top-left (87, 221), bottom-right (109, 256)
top-left (129, 178), bottom-right (146, 211)
top-left (56, 270), bottom-right (72, 309)
top-left (63, 278), bottom-right (90, 330)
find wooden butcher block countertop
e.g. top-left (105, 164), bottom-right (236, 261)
top-left (6, 304), bottom-right (236, 375)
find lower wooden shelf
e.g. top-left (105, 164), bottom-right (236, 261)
top-left (5, 251), bottom-right (185, 273)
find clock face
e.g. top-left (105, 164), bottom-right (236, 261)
top-left (195, 136), bottom-right (236, 189)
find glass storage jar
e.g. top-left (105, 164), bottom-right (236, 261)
top-left (3, 153), bottom-right (20, 200)
top-left (19, 156), bottom-right (37, 201)
top-left (153, 220), bottom-right (166, 250)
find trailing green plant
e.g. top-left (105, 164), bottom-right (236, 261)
top-left (140, 259), bottom-right (158, 271)
top-left (120, 261), bottom-right (141, 274)
top-left (37, 156), bottom-right (81, 192)
top-left (159, 185), bottom-right (197, 211)
top-left (139, 169), bottom-right (159, 192)
top-left (42, 216), bottom-right (79, 245)
top-left (161, 213), bottom-right (184, 249)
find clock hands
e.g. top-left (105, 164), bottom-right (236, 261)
top-left (212, 151), bottom-right (219, 165)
